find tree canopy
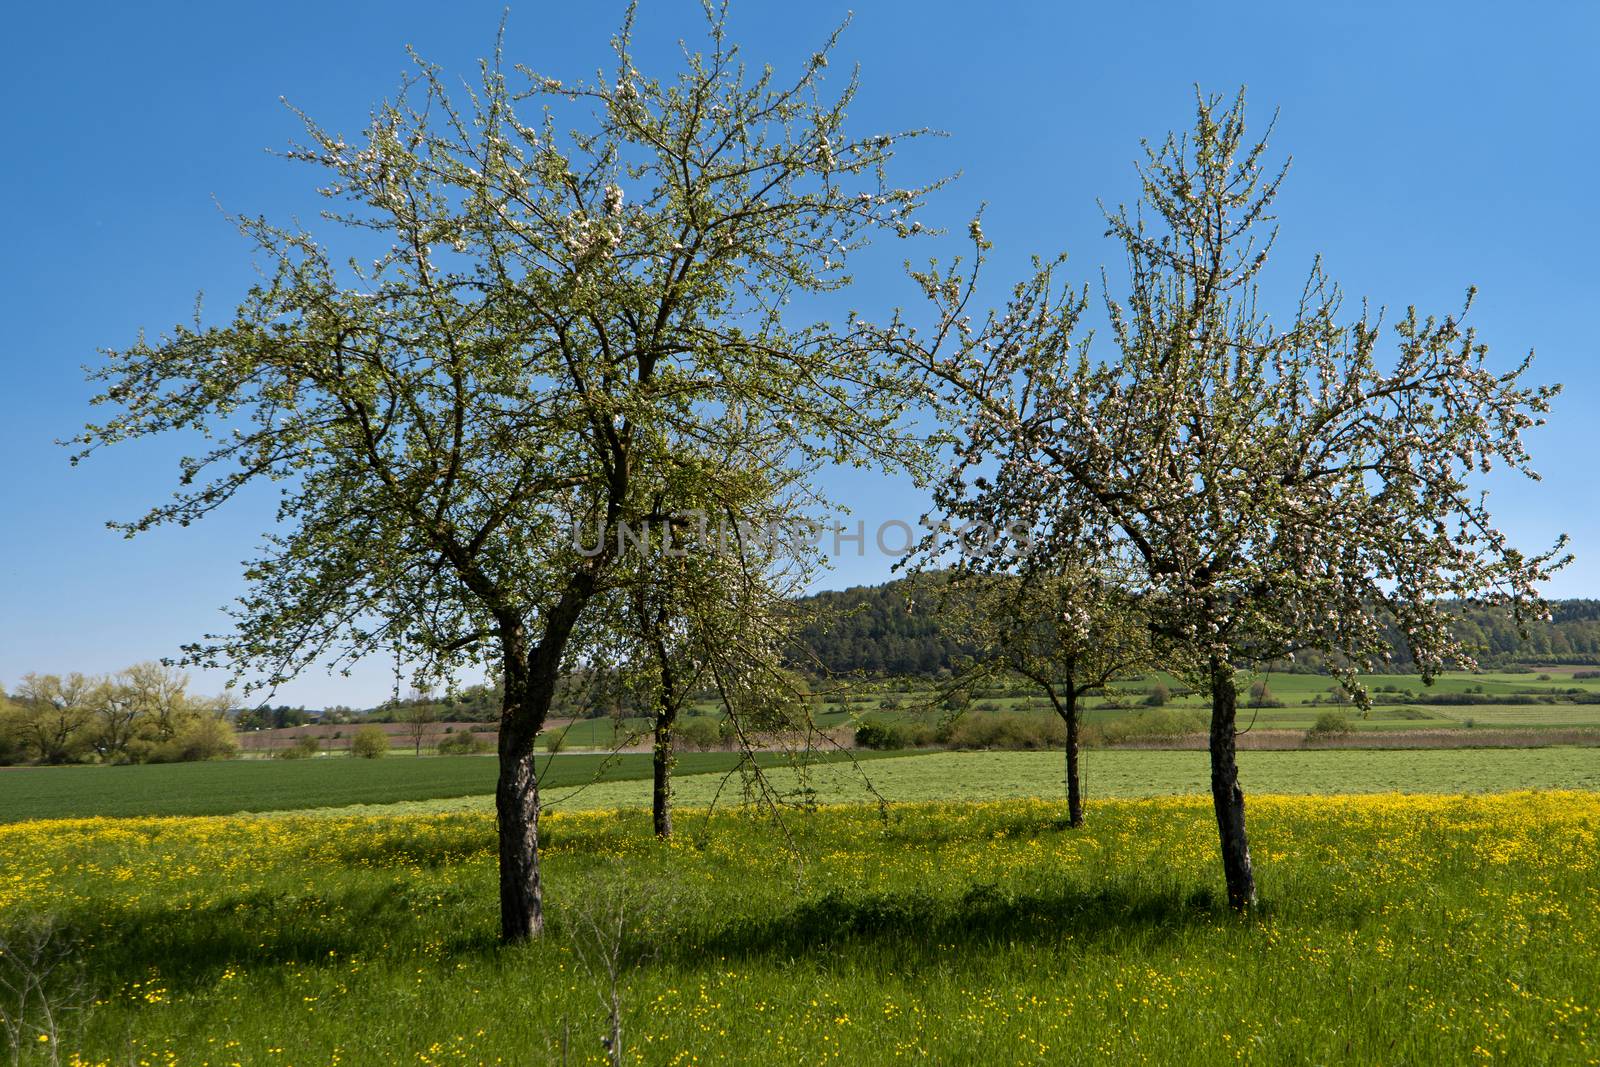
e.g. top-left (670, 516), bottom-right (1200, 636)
top-left (899, 90), bottom-right (1567, 907)
top-left (75, 7), bottom-right (938, 941)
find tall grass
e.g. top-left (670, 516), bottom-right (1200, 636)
top-left (1, 793), bottom-right (1596, 1064)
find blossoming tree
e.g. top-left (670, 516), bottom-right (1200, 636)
top-left (941, 561), bottom-right (1152, 827)
top-left (592, 414), bottom-right (823, 839)
top-left (900, 91), bottom-right (1567, 908)
top-left (74, 9), bottom-right (934, 941)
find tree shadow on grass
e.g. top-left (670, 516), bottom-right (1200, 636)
top-left (49, 866), bottom-right (1321, 998)
top-left (59, 882), bottom-right (494, 995)
top-left (677, 881), bottom-right (1254, 966)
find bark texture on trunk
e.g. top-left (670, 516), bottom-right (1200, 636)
top-left (495, 594), bottom-right (590, 943)
top-left (1208, 655), bottom-right (1257, 910)
top-left (652, 711), bottom-right (675, 839)
top-left (496, 718), bottom-right (543, 942)
top-left (649, 617), bottom-right (680, 839)
top-left (1064, 688), bottom-right (1083, 828)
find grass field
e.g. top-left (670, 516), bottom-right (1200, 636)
top-left (2, 793), bottom-right (1596, 1064)
top-left (0, 750), bottom-right (919, 823)
top-left (303, 747), bottom-right (1600, 819)
top-left (7, 745), bottom-right (1597, 823)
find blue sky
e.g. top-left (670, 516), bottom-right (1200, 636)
top-left (2, 1), bottom-right (1595, 706)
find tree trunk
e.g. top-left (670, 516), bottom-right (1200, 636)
top-left (1064, 688), bottom-right (1083, 828)
top-left (648, 612), bottom-right (680, 840)
top-left (1042, 679), bottom-right (1086, 828)
top-left (1208, 655), bottom-right (1256, 910)
top-left (496, 652), bottom-right (546, 943)
top-left (493, 584), bottom-right (597, 943)
top-left (652, 708), bottom-right (676, 839)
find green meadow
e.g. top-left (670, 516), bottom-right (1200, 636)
top-left (3, 793), bottom-right (1596, 1065)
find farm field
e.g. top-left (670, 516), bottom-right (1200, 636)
top-left (1, 793), bottom-right (1595, 1064)
top-left (837, 701), bottom-right (1600, 733)
top-left (785, 668), bottom-right (1600, 736)
top-left (6, 745), bottom-right (1598, 824)
top-left (203, 669), bottom-right (1600, 760)
top-left (311, 746), bottom-right (1600, 818)
top-left (6, 745), bottom-right (1597, 823)
top-left (345, 698), bottom-right (1600, 752)
top-left (0, 750), bottom-right (918, 823)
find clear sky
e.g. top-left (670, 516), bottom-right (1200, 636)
top-left (2, 1), bottom-right (1595, 706)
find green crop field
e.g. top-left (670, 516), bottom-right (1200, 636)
top-left (786, 668), bottom-right (1600, 738)
top-left (3, 792), bottom-right (1596, 1064)
top-left (8, 745), bottom-right (1596, 825)
top-left (0, 749), bottom-right (919, 823)
top-left (310, 746), bottom-right (1600, 818)
top-left (6, 744), bottom-right (1596, 824)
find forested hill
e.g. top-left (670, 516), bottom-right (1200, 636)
top-left (794, 578), bottom-right (1600, 678)
top-left (796, 579), bottom-right (975, 676)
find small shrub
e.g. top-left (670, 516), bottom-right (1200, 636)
top-left (854, 721), bottom-right (905, 750)
top-left (854, 720), bottom-right (937, 750)
top-left (1247, 680), bottom-right (1285, 708)
top-left (542, 726), bottom-right (569, 754)
top-left (350, 725), bottom-right (390, 758)
top-left (276, 734), bottom-right (321, 759)
top-left (676, 716), bottom-right (722, 752)
top-left (945, 713), bottom-right (1064, 751)
top-left (437, 731), bottom-right (489, 755)
top-left (1143, 683), bottom-right (1171, 707)
top-left (1306, 711), bottom-right (1352, 740)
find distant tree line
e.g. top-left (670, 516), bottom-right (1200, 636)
top-left (0, 664), bottom-right (236, 765)
top-left (793, 580), bottom-right (1600, 679)
top-left (361, 682), bottom-right (505, 723)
